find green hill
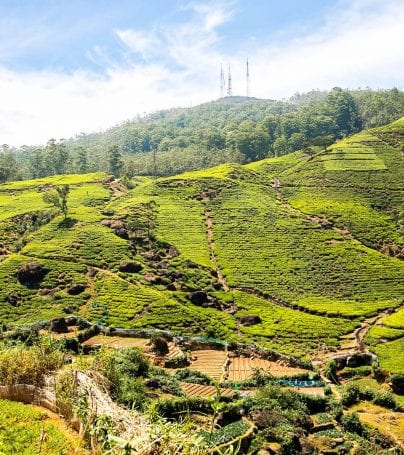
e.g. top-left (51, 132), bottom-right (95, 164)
top-left (0, 118), bottom-right (403, 368)
top-left (4, 88), bottom-right (404, 182)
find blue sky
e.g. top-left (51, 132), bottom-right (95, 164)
top-left (0, 0), bottom-right (403, 145)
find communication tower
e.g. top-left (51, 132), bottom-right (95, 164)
top-left (227, 65), bottom-right (232, 96)
top-left (246, 58), bottom-right (250, 97)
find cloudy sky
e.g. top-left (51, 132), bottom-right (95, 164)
top-left (1, 0), bottom-right (403, 146)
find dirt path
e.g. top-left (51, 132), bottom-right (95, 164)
top-left (203, 204), bottom-right (230, 292)
top-left (355, 310), bottom-right (390, 352)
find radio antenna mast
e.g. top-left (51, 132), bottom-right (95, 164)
top-left (246, 58), bottom-right (250, 97)
top-left (227, 65), bottom-right (232, 96)
top-left (220, 64), bottom-right (225, 98)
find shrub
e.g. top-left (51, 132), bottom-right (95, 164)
top-left (324, 359), bottom-right (338, 383)
top-left (174, 368), bottom-right (214, 385)
top-left (164, 354), bottom-right (189, 368)
top-left (390, 374), bottom-right (404, 395)
top-left (147, 367), bottom-right (184, 396)
top-left (341, 384), bottom-right (360, 407)
top-left (150, 396), bottom-right (211, 420)
top-left (199, 419), bottom-right (250, 446)
top-left (301, 394), bottom-right (328, 414)
top-left (150, 334), bottom-right (169, 356)
top-left (94, 347), bottom-right (150, 407)
top-left (0, 337), bottom-right (63, 386)
top-left (340, 366), bottom-right (372, 379)
top-left (118, 377), bottom-right (149, 410)
top-left (340, 412), bottom-right (365, 436)
top-left (373, 392), bottom-right (396, 410)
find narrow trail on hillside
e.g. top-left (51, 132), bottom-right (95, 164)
top-left (354, 310), bottom-right (391, 352)
top-left (202, 197), bottom-right (230, 293)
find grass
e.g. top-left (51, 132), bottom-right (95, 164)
top-left (0, 399), bottom-right (84, 454)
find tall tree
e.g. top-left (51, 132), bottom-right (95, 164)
top-left (43, 185), bottom-right (70, 219)
top-left (0, 145), bottom-right (18, 183)
top-left (108, 145), bottom-right (124, 177)
top-left (325, 87), bottom-right (361, 137)
top-left (75, 146), bottom-right (88, 174)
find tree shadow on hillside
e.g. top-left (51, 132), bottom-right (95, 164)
top-left (58, 217), bottom-right (78, 229)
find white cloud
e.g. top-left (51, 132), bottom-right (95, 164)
top-left (0, 0), bottom-right (403, 146)
top-left (115, 29), bottom-right (159, 57)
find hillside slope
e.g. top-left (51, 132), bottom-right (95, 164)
top-left (0, 119), bottom-right (403, 367)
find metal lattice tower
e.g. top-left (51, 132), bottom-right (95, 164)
top-left (227, 65), bottom-right (232, 96)
top-left (220, 64), bottom-right (225, 98)
top-left (246, 58), bottom-right (250, 97)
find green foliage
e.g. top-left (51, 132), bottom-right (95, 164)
top-left (324, 360), bottom-right (338, 383)
top-left (199, 420), bottom-right (250, 447)
top-left (0, 146), bottom-right (18, 183)
top-left (42, 184), bottom-right (70, 219)
top-left (340, 412), bottom-right (365, 436)
top-left (150, 334), bottom-right (169, 355)
top-left (149, 396), bottom-right (211, 420)
top-left (0, 399), bottom-right (80, 454)
top-left (94, 347), bottom-right (150, 409)
top-left (0, 336), bottom-right (64, 386)
top-left (340, 382), bottom-right (397, 410)
top-left (341, 383), bottom-right (360, 407)
top-left (339, 366), bottom-right (372, 379)
top-left (174, 368), bottom-right (214, 385)
top-left (108, 145), bottom-right (124, 177)
top-left (311, 134), bottom-right (335, 150)
top-left (6, 88), bottom-right (404, 180)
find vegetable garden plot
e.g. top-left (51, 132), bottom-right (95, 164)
top-left (187, 350), bottom-right (227, 381)
top-left (180, 382), bottom-right (234, 397)
top-left (227, 356), bottom-right (308, 381)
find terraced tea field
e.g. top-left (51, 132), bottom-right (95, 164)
top-left (365, 309), bottom-right (404, 374)
top-left (82, 335), bottom-right (150, 350)
top-left (0, 119), bottom-right (403, 374)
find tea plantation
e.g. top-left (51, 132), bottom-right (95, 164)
top-left (0, 119), bottom-right (403, 364)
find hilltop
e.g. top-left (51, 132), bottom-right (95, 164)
top-left (3, 87), bottom-right (404, 182)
